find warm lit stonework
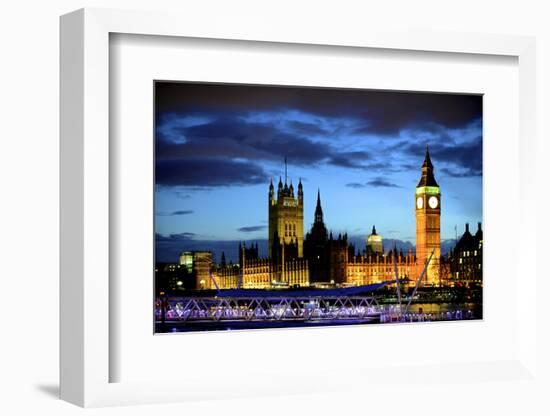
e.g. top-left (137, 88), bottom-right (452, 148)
top-left (268, 161), bottom-right (304, 259)
top-left (415, 147), bottom-right (441, 286)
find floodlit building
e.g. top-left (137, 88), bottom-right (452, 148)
top-left (449, 223), bottom-right (483, 286)
top-left (414, 146), bottom-right (441, 286)
top-left (366, 225), bottom-right (383, 255)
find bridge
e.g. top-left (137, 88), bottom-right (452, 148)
top-left (155, 295), bottom-right (382, 323)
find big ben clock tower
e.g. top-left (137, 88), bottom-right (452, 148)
top-left (415, 146), bottom-right (441, 286)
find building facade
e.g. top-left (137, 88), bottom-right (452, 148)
top-left (214, 241), bottom-right (309, 289)
top-left (449, 222), bottom-right (483, 286)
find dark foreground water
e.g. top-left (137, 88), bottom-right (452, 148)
top-left (155, 302), bottom-right (482, 333)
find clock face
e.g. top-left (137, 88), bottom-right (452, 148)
top-left (416, 196), bottom-right (423, 209)
top-left (428, 196), bottom-right (439, 209)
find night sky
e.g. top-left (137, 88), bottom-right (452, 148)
top-left (155, 82), bottom-right (482, 264)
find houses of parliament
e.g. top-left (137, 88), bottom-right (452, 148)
top-left (182, 147), bottom-right (444, 290)
top-left (169, 148), bottom-right (481, 291)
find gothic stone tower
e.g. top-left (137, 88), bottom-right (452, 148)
top-left (304, 190), bottom-right (329, 282)
top-left (268, 164), bottom-right (304, 259)
top-left (415, 146), bottom-right (441, 286)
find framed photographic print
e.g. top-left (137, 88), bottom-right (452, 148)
top-left (60, 7), bottom-right (540, 409)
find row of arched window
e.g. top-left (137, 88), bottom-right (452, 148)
top-left (284, 223), bottom-right (297, 237)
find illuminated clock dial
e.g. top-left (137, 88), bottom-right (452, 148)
top-left (428, 196), bottom-right (439, 209)
top-left (416, 196), bottom-right (423, 209)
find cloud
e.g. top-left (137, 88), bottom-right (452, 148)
top-left (155, 82), bottom-right (482, 136)
top-left (366, 177), bottom-right (401, 188)
top-left (346, 182), bottom-right (366, 189)
top-left (394, 134), bottom-right (482, 178)
top-left (433, 140), bottom-right (482, 177)
top-left (285, 120), bottom-right (329, 136)
top-left (237, 225), bottom-right (267, 233)
top-left (347, 178), bottom-right (402, 188)
top-left (328, 151), bottom-right (371, 169)
top-left (156, 115), bottom-right (333, 166)
top-left (154, 82), bottom-right (482, 188)
top-left (440, 167), bottom-right (480, 178)
top-left (156, 210), bottom-right (194, 216)
top-left (155, 113), bottom-right (376, 187)
top-left (155, 232), bottom-right (196, 242)
top-left (156, 158), bottom-right (268, 187)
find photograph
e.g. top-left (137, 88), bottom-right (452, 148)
top-left (153, 81), bottom-right (483, 333)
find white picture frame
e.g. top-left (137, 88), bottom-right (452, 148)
top-left (60, 7), bottom-right (539, 408)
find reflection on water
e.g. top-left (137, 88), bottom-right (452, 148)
top-left (408, 302), bottom-right (481, 315)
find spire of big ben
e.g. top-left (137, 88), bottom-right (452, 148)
top-left (422, 144), bottom-right (433, 168)
top-left (417, 145), bottom-right (439, 187)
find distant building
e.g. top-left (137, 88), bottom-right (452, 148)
top-left (366, 225), bottom-right (383, 255)
top-left (176, 251), bottom-right (213, 290)
top-left (179, 252), bottom-right (194, 273)
top-left (449, 223), bottom-right (483, 286)
top-left (154, 262), bottom-right (188, 294)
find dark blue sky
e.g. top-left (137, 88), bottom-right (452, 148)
top-left (155, 82), bottom-right (482, 263)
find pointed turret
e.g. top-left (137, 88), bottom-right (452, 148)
top-left (314, 189), bottom-right (324, 224)
top-left (269, 178), bottom-right (274, 201)
top-left (417, 145), bottom-right (439, 187)
top-left (297, 178), bottom-right (303, 202)
top-left (475, 222), bottom-right (483, 241)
